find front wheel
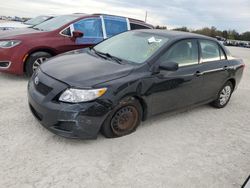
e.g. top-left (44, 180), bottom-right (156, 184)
top-left (211, 81), bottom-right (233, 108)
top-left (101, 97), bottom-right (142, 138)
top-left (25, 52), bottom-right (52, 77)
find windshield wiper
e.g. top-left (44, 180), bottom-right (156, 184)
top-left (104, 53), bottom-right (123, 64)
top-left (91, 48), bottom-right (108, 59)
top-left (32, 27), bottom-right (44, 31)
top-left (91, 48), bottom-right (123, 64)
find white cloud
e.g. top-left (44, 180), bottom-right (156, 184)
top-left (0, 0), bottom-right (249, 32)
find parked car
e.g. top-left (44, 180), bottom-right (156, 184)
top-left (215, 36), bottom-right (226, 45)
top-left (0, 15), bottom-right (54, 31)
top-left (244, 43), bottom-right (250, 48)
top-left (0, 14), bottom-right (153, 76)
top-left (28, 30), bottom-right (245, 139)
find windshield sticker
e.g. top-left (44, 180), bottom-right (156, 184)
top-left (148, 36), bottom-right (162, 44)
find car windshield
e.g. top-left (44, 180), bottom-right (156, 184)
top-left (33, 15), bottom-right (78, 31)
top-left (24, 16), bottom-right (51, 26)
top-left (94, 31), bottom-right (169, 64)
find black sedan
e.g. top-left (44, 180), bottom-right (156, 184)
top-left (28, 30), bottom-right (245, 139)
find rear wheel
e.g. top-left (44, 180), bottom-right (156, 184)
top-left (211, 81), bottom-right (233, 108)
top-left (101, 97), bottom-right (142, 138)
top-left (25, 52), bottom-right (52, 77)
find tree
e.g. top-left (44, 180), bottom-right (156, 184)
top-left (241, 32), bottom-right (250, 41)
top-left (173, 27), bottom-right (189, 32)
top-left (155, 25), bottom-right (167, 30)
top-left (170, 26), bottom-right (250, 41)
top-left (222, 30), bottom-right (228, 39)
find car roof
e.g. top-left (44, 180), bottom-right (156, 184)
top-left (136, 29), bottom-right (215, 41)
top-left (92, 13), bottom-right (153, 28)
top-left (69, 13), bottom-right (153, 27)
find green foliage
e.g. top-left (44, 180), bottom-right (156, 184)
top-left (155, 25), bottom-right (167, 30)
top-left (173, 27), bottom-right (189, 32)
top-left (169, 26), bottom-right (250, 41)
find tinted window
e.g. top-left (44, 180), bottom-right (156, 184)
top-left (103, 16), bottom-right (128, 38)
top-left (200, 40), bottom-right (220, 62)
top-left (61, 27), bottom-right (71, 36)
top-left (74, 18), bottom-right (103, 38)
top-left (94, 31), bottom-right (169, 64)
top-left (159, 39), bottom-right (199, 66)
top-left (130, 23), bottom-right (151, 30)
top-left (73, 18), bottom-right (103, 44)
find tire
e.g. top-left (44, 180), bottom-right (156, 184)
top-left (101, 97), bottom-right (142, 138)
top-left (211, 81), bottom-right (233, 108)
top-left (25, 52), bottom-right (52, 77)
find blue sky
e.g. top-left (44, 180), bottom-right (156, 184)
top-left (0, 0), bottom-right (249, 32)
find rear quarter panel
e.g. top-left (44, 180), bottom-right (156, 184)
top-left (227, 58), bottom-right (244, 90)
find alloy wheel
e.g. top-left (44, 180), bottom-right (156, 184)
top-left (32, 57), bottom-right (48, 72)
top-left (219, 85), bottom-right (232, 106)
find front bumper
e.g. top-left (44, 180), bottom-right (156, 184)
top-left (28, 71), bottom-right (110, 139)
top-left (0, 46), bottom-right (25, 75)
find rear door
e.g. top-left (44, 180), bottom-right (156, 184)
top-left (197, 39), bottom-right (230, 101)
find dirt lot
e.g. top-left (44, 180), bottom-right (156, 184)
top-left (0, 47), bottom-right (249, 188)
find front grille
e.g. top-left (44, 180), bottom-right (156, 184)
top-left (35, 82), bottom-right (53, 96)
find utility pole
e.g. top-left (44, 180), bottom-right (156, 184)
top-left (145, 11), bottom-right (148, 23)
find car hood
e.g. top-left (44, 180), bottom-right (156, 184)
top-left (40, 51), bottom-right (135, 87)
top-left (0, 27), bottom-right (42, 39)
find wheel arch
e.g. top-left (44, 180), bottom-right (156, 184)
top-left (228, 78), bottom-right (236, 91)
top-left (117, 94), bottom-right (148, 121)
top-left (23, 48), bottom-right (57, 73)
top-left (133, 96), bottom-right (148, 121)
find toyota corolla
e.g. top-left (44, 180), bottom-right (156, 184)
top-left (28, 30), bottom-right (245, 139)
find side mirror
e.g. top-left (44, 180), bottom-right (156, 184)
top-left (72, 30), bottom-right (84, 38)
top-left (159, 62), bottom-right (179, 71)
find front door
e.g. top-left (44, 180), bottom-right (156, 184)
top-left (62, 17), bottom-right (104, 51)
top-left (150, 39), bottom-right (204, 115)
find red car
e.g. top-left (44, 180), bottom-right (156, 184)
top-left (0, 13), bottom-right (153, 76)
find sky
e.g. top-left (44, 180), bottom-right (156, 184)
top-left (0, 0), bottom-right (249, 33)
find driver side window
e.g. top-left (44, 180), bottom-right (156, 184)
top-left (159, 39), bottom-right (199, 67)
top-left (72, 18), bottom-right (104, 45)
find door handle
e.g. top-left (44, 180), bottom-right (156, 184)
top-left (195, 71), bottom-right (203, 77)
top-left (224, 66), bottom-right (229, 70)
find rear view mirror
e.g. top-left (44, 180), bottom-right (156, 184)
top-left (159, 62), bottom-right (179, 71)
top-left (72, 31), bottom-right (84, 38)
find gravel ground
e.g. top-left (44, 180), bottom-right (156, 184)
top-left (0, 47), bottom-right (249, 188)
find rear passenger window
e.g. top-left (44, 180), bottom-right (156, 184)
top-left (159, 39), bottom-right (199, 66)
top-left (200, 40), bottom-right (220, 62)
top-left (130, 23), bottom-right (151, 30)
top-left (103, 16), bottom-right (128, 38)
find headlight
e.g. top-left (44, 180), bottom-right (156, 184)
top-left (0, 40), bottom-right (21, 48)
top-left (59, 88), bottom-right (107, 103)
